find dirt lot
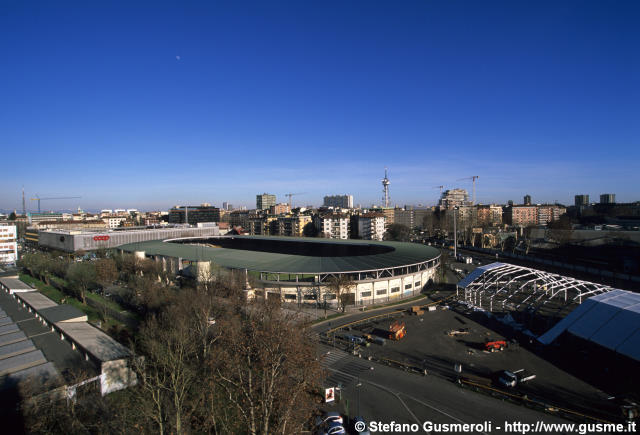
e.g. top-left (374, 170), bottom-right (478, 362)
top-left (338, 302), bottom-right (622, 420)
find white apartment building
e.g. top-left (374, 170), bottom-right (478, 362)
top-left (314, 214), bottom-right (350, 239)
top-left (103, 216), bottom-right (128, 229)
top-left (0, 224), bottom-right (18, 264)
top-left (357, 213), bottom-right (386, 241)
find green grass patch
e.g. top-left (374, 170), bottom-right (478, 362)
top-left (86, 292), bottom-right (125, 312)
top-left (19, 273), bottom-right (101, 322)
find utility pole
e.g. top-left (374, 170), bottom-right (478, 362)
top-left (22, 186), bottom-right (26, 216)
top-left (453, 207), bottom-right (458, 259)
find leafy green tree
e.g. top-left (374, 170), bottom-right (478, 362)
top-left (8, 211), bottom-right (17, 220)
top-left (66, 262), bottom-right (96, 304)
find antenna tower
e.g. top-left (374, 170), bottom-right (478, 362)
top-left (381, 167), bottom-right (390, 207)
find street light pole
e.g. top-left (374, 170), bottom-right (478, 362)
top-left (356, 374), bottom-right (362, 416)
top-left (453, 207), bottom-right (458, 259)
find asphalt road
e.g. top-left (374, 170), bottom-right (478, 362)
top-left (319, 344), bottom-right (572, 435)
top-left (313, 297), bottom-right (581, 435)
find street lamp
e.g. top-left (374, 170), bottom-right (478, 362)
top-left (356, 374), bottom-right (362, 416)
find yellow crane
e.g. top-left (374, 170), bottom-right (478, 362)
top-left (456, 176), bottom-right (479, 205)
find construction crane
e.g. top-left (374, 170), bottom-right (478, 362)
top-left (456, 176), bottom-right (479, 205)
top-left (433, 185), bottom-right (444, 195)
top-left (284, 192), bottom-right (306, 209)
top-left (30, 195), bottom-right (81, 213)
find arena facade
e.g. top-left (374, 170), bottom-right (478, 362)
top-left (119, 236), bottom-right (441, 306)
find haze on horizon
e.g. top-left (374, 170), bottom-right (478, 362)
top-left (1, 1), bottom-right (638, 212)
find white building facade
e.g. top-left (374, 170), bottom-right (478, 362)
top-left (314, 214), bottom-right (350, 239)
top-left (358, 213), bottom-right (386, 241)
top-left (0, 224), bottom-right (18, 264)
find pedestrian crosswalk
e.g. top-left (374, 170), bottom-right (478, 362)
top-left (319, 345), bottom-right (372, 388)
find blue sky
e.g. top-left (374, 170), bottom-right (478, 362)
top-left (1, 1), bottom-right (638, 211)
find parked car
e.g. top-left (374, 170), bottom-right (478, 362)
top-left (322, 422), bottom-right (346, 435)
top-left (315, 412), bottom-right (343, 427)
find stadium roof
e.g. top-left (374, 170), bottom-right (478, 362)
top-left (538, 289), bottom-right (640, 362)
top-left (119, 236), bottom-right (440, 274)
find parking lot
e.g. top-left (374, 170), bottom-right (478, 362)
top-left (329, 299), bottom-right (621, 421)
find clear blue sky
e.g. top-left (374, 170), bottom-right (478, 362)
top-left (1, 1), bottom-right (638, 212)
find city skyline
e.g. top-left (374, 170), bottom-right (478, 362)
top-left (1, 1), bottom-right (638, 210)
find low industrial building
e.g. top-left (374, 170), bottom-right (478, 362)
top-left (0, 276), bottom-right (135, 395)
top-left (37, 225), bottom-right (220, 252)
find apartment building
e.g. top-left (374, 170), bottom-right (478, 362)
top-left (537, 205), bottom-right (566, 226)
top-left (0, 224), bottom-right (17, 264)
top-left (314, 214), bottom-right (350, 239)
top-left (505, 205), bottom-right (538, 227)
top-left (476, 205), bottom-right (503, 227)
top-left (256, 193), bottom-right (276, 211)
top-left (269, 203), bottom-right (291, 215)
top-left (277, 215), bottom-right (312, 237)
top-left (357, 213), bottom-right (386, 241)
top-left (323, 195), bottom-right (354, 209)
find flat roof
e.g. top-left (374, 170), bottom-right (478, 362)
top-left (0, 277), bottom-right (34, 291)
top-left (119, 235), bottom-right (441, 273)
top-left (15, 292), bottom-right (57, 310)
top-left (56, 322), bottom-right (131, 362)
top-left (39, 305), bottom-right (87, 324)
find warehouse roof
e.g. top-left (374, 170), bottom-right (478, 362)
top-left (15, 292), bottom-right (57, 310)
top-left (39, 305), bottom-right (88, 324)
top-left (119, 235), bottom-right (441, 273)
top-left (0, 277), bottom-right (34, 293)
top-left (55, 322), bottom-right (131, 362)
top-left (538, 289), bottom-right (640, 362)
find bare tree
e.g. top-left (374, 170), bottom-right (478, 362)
top-left (213, 301), bottom-right (323, 435)
top-left (95, 258), bottom-right (118, 290)
top-left (327, 274), bottom-right (356, 313)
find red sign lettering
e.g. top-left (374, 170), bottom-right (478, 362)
top-left (93, 235), bottom-right (110, 241)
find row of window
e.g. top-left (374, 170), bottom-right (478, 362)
top-left (361, 280), bottom-right (423, 298)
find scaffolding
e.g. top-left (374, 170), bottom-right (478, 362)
top-left (456, 262), bottom-right (615, 315)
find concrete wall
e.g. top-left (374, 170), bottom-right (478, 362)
top-left (261, 266), bottom-right (438, 306)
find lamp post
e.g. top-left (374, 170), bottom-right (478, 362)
top-left (356, 374), bottom-right (362, 416)
top-left (453, 206), bottom-right (458, 259)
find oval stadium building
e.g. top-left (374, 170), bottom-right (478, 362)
top-left (119, 236), bottom-right (441, 306)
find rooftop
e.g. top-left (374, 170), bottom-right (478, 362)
top-left (119, 235), bottom-right (440, 274)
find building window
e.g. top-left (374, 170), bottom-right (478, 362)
top-left (360, 291), bottom-right (372, 298)
top-left (324, 293), bottom-right (337, 300)
top-left (390, 287), bottom-right (400, 293)
top-left (284, 294), bottom-right (296, 300)
top-left (415, 281), bottom-right (421, 288)
top-left (376, 289), bottom-right (387, 295)
top-left (405, 283), bottom-right (412, 290)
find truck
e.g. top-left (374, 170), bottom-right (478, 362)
top-left (484, 340), bottom-right (507, 352)
top-left (496, 369), bottom-right (536, 388)
top-left (388, 320), bottom-right (406, 340)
